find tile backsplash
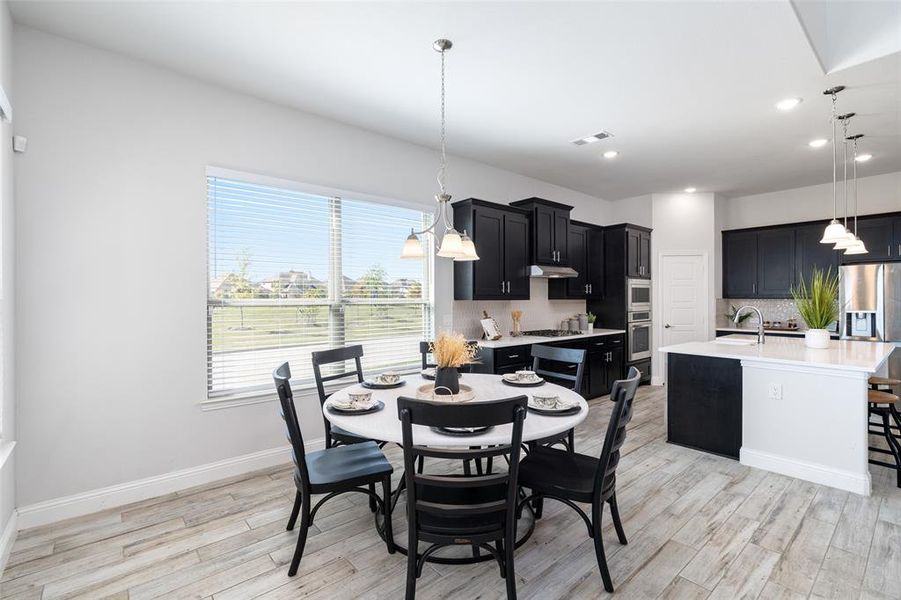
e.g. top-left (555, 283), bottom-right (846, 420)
top-left (452, 278), bottom-right (587, 339)
top-left (715, 298), bottom-right (806, 330)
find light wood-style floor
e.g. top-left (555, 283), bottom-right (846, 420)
top-left (4, 385), bottom-right (901, 599)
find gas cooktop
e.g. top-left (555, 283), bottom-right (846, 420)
top-left (521, 329), bottom-right (584, 337)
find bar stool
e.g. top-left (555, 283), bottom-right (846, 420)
top-left (867, 385), bottom-right (901, 488)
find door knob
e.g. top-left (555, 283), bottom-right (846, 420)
top-left (664, 324), bottom-right (671, 328)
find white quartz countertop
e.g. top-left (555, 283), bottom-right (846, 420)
top-left (715, 326), bottom-right (839, 338)
top-left (477, 329), bottom-right (626, 349)
top-left (659, 334), bottom-right (895, 373)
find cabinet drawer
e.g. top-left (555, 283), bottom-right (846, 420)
top-left (586, 335), bottom-right (624, 350)
top-left (494, 345), bottom-right (532, 368)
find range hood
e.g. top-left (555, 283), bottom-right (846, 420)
top-left (529, 265), bottom-right (578, 278)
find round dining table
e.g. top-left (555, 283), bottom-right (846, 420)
top-left (323, 372), bottom-right (589, 565)
top-left (323, 372), bottom-right (588, 446)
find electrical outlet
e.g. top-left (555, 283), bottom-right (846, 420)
top-left (768, 383), bottom-right (783, 400)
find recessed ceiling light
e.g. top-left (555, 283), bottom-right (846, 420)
top-left (855, 153), bottom-right (873, 162)
top-left (603, 150), bottom-right (619, 159)
top-left (776, 97), bottom-right (802, 111)
top-left (808, 138), bottom-right (828, 148)
top-left (684, 187), bottom-right (697, 193)
top-left (571, 130), bottom-right (614, 146)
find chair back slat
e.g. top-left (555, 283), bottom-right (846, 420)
top-left (273, 362), bottom-right (310, 490)
top-left (397, 396), bottom-right (527, 540)
top-left (531, 344), bottom-right (587, 394)
top-left (594, 367), bottom-right (641, 501)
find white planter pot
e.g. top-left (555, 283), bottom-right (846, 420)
top-left (804, 328), bottom-right (830, 349)
top-left (587, 323), bottom-right (594, 333)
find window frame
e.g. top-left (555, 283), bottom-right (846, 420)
top-left (203, 167), bottom-right (435, 409)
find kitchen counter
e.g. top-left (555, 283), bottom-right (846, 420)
top-left (715, 326), bottom-right (839, 338)
top-left (476, 328), bottom-right (626, 349)
top-left (659, 334), bottom-right (897, 495)
top-left (661, 334), bottom-right (894, 373)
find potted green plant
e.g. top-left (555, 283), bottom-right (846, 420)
top-left (586, 311), bottom-right (596, 333)
top-left (791, 267), bottom-right (839, 349)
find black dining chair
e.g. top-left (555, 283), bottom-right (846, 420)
top-left (419, 340), bottom-right (481, 373)
top-left (517, 367), bottom-right (641, 593)
top-left (273, 362), bottom-right (395, 577)
top-left (397, 395), bottom-right (528, 600)
top-left (312, 345), bottom-right (380, 448)
top-left (529, 344), bottom-right (587, 453)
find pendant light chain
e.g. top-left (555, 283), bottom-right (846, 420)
top-left (831, 92), bottom-right (838, 220)
top-left (852, 137), bottom-right (859, 234)
top-left (841, 115), bottom-right (850, 228)
top-left (438, 46), bottom-right (447, 198)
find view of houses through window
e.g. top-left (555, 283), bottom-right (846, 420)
top-left (207, 174), bottom-right (434, 400)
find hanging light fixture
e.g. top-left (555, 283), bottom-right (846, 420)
top-left (820, 86), bottom-right (850, 244)
top-left (399, 39), bottom-right (479, 262)
top-left (833, 112), bottom-right (858, 250)
top-left (844, 133), bottom-right (868, 255)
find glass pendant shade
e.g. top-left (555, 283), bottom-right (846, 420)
top-left (400, 232), bottom-right (425, 259)
top-left (820, 219), bottom-right (848, 243)
top-left (454, 232), bottom-right (479, 261)
top-left (437, 230), bottom-right (464, 258)
top-left (832, 230), bottom-right (857, 250)
top-left (843, 238), bottom-right (868, 254)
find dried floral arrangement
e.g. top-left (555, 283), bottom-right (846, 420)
top-left (430, 331), bottom-right (479, 368)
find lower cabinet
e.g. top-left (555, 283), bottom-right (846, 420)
top-left (475, 335), bottom-right (625, 399)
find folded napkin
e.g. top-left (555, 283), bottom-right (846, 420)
top-left (330, 396), bottom-right (377, 410)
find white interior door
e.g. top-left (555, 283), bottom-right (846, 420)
top-left (661, 254), bottom-right (708, 347)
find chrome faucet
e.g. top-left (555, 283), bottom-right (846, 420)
top-left (733, 305), bottom-right (765, 344)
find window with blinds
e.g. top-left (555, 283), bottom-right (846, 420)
top-left (207, 174), bottom-right (434, 400)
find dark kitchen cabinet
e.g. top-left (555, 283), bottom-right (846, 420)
top-left (584, 335), bottom-right (624, 398)
top-left (510, 197), bottom-right (573, 266)
top-left (756, 229), bottom-right (795, 297)
top-left (453, 199), bottom-right (530, 300)
top-left (548, 222), bottom-right (604, 299)
top-left (625, 228), bottom-right (651, 279)
top-left (894, 218), bottom-right (901, 260)
top-left (795, 223), bottom-right (839, 285)
top-left (842, 216), bottom-right (894, 264)
top-left (722, 230), bottom-right (758, 297)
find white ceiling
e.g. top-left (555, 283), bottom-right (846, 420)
top-left (9, 1), bottom-right (901, 200)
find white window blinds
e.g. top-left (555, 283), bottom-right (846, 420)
top-left (207, 175), bottom-right (433, 400)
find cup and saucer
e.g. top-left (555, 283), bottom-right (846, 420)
top-left (501, 369), bottom-right (545, 387)
top-left (362, 371), bottom-right (405, 389)
top-left (327, 389), bottom-right (384, 414)
top-left (528, 391), bottom-right (580, 415)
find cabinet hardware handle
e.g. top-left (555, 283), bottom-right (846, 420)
top-left (506, 281), bottom-right (511, 293)
top-left (501, 281), bottom-right (505, 294)
top-left (508, 354), bottom-right (520, 359)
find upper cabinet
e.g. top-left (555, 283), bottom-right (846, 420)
top-left (549, 221), bottom-right (604, 299)
top-left (625, 228), bottom-right (652, 278)
top-left (723, 212), bottom-right (901, 299)
top-left (452, 199), bottom-right (530, 300)
top-left (842, 216), bottom-right (895, 264)
top-left (509, 197), bottom-right (573, 266)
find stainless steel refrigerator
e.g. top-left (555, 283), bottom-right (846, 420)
top-left (840, 263), bottom-right (901, 378)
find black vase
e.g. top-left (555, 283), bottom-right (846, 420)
top-left (434, 367), bottom-right (460, 395)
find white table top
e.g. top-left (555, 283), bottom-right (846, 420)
top-left (324, 373), bottom-right (589, 446)
top-left (659, 334), bottom-right (896, 373)
top-left (476, 329), bottom-right (625, 349)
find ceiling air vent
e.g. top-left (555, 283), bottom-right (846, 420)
top-left (571, 130), bottom-right (613, 146)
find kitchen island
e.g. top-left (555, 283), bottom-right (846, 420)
top-left (659, 334), bottom-right (896, 495)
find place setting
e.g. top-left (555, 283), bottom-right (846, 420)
top-left (502, 369), bottom-right (545, 387)
top-left (527, 390), bottom-right (581, 416)
top-left (361, 371), bottom-right (406, 389)
top-left (325, 389), bottom-right (384, 415)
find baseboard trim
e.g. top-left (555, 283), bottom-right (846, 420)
top-left (740, 447), bottom-right (871, 495)
top-left (0, 509), bottom-right (18, 577)
top-left (17, 439), bottom-right (323, 530)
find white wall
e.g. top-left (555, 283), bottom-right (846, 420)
top-left (722, 170), bottom-right (901, 230)
top-left (650, 193), bottom-right (718, 384)
top-left (12, 26), bottom-right (614, 510)
top-left (606, 194), bottom-right (652, 228)
top-left (0, 0), bottom-right (17, 563)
